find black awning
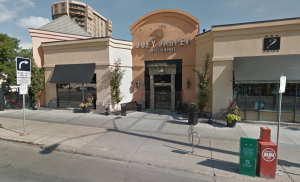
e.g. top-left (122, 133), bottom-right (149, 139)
top-left (50, 63), bottom-right (95, 84)
top-left (234, 54), bottom-right (300, 84)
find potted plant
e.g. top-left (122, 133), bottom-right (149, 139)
top-left (224, 99), bottom-right (241, 127)
top-left (79, 93), bottom-right (94, 113)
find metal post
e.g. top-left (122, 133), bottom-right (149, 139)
top-left (20, 94), bottom-right (29, 136)
top-left (191, 125), bottom-right (194, 154)
top-left (23, 95), bottom-right (25, 133)
top-left (82, 83), bottom-right (84, 102)
top-left (69, 84), bottom-right (71, 108)
top-left (276, 93), bottom-right (283, 175)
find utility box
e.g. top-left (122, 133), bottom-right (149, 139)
top-left (239, 137), bottom-right (257, 177)
top-left (260, 127), bottom-right (271, 142)
top-left (257, 141), bottom-right (277, 179)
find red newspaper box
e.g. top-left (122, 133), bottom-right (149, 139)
top-left (260, 127), bottom-right (271, 142)
top-left (257, 140), bottom-right (277, 179)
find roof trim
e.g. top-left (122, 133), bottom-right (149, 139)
top-left (212, 17), bottom-right (300, 28)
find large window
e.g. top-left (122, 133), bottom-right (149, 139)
top-left (57, 74), bottom-right (96, 108)
top-left (234, 83), bottom-right (298, 122)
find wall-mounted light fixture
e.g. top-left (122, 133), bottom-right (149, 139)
top-left (136, 79), bottom-right (140, 88)
top-left (187, 79), bottom-right (190, 88)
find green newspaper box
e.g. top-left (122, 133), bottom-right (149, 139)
top-left (239, 137), bottom-right (257, 177)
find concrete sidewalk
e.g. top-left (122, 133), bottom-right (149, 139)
top-left (0, 109), bottom-right (299, 181)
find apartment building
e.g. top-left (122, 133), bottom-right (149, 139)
top-left (51, 0), bottom-right (112, 37)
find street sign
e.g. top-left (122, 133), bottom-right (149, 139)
top-left (279, 76), bottom-right (286, 93)
top-left (19, 85), bottom-right (28, 95)
top-left (16, 57), bottom-right (31, 85)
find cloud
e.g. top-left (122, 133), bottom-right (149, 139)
top-left (19, 42), bottom-right (32, 49)
top-left (0, 0), bottom-right (35, 23)
top-left (16, 16), bottom-right (51, 29)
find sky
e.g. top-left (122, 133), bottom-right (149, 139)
top-left (1, 0), bottom-right (300, 49)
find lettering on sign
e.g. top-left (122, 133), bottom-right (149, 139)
top-left (262, 148), bottom-right (276, 162)
top-left (135, 25), bottom-right (191, 53)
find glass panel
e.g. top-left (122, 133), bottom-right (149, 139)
top-left (57, 84), bottom-right (70, 107)
top-left (281, 83), bottom-right (296, 112)
top-left (70, 84), bottom-right (84, 104)
top-left (260, 112), bottom-right (294, 122)
top-left (234, 84), bottom-right (246, 110)
top-left (296, 84), bottom-right (300, 113)
top-left (154, 75), bottom-right (171, 83)
top-left (246, 84), bottom-right (259, 120)
top-left (295, 113), bottom-right (300, 123)
top-left (155, 86), bottom-right (171, 110)
top-left (58, 102), bottom-right (69, 108)
top-left (260, 83), bottom-right (279, 111)
top-left (145, 74), bottom-right (150, 109)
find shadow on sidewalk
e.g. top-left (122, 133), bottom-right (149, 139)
top-left (39, 131), bottom-right (107, 155)
top-left (0, 124), bottom-right (21, 134)
top-left (198, 159), bottom-right (239, 173)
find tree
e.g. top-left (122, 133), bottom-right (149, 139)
top-left (109, 59), bottom-right (125, 110)
top-left (0, 34), bottom-right (44, 108)
top-left (193, 53), bottom-right (211, 115)
top-left (0, 33), bottom-right (20, 85)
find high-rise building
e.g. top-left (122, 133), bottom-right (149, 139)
top-left (51, 0), bottom-right (112, 37)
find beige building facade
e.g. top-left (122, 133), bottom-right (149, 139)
top-left (51, 0), bottom-right (112, 37)
top-left (196, 17), bottom-right (300, 122)
top-left (42, 37), bottom-right (132, 110)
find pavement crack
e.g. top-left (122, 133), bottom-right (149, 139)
top-left (209, 139), bottom-right (216, 181)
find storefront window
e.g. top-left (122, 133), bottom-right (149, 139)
top-left (57, 75), bottom-right (96, 108)
top-left (234, 83), bottom-right (297, 122)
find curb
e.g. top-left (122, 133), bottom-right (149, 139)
top-left (239, 120), bottom-right (300, 126)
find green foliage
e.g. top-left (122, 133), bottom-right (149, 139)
top-left (109, 60), bottom-right (125, 107)
top-left (31, 60), bottom-right (44, 107)
top-left (0, 33), bottom-right (20, 85)
top-left (226, 114), bottom-right (241, 123)
top-left (224, 99), bottom-right (241, 123)
top-left (193, 53), bottom-right (211, 114)
top-left (0, 33), bottom-right (45, 107)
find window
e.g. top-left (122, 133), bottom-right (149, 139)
top-left (54, 4), bottom-right (57, 8)
top-left (61, 3), bottom-right (65, 6)
top-left (55, 10), bottom-right (58, 13)
top-left (62, 8), bottom-right (65, 12)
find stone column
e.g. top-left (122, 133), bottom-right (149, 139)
top-left (150, 74), bottom-right (155, 110)
top-left (171, 74), bottom-right (175, 111)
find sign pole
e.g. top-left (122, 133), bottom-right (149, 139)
top-left (20, 85), bottom-right (29, 136)
top-left (276, 76), bottom-right (285, 175)
top-left (16, 56), bottom-right (31, 137)
top-left (23, 95), bottom-right (25, 133)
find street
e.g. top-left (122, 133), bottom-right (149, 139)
top-left (0, 140), bottom-right (220, 182)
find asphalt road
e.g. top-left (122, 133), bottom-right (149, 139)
top-left (0, 140), bottom-right (218, 182)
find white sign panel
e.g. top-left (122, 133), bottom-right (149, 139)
top-left (17, 77), bottom-right (31, 85)
top-left (16, 57), bottom-right (31, 85)
top-left (279, 76), bottom-right (286, 93)
top-left (19, 85), bottom-right (28, 95)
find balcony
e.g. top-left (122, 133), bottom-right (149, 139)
top-left (69, 10), bottom-right (85, 16)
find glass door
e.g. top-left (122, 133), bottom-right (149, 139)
top-left (155, 85), bottom-right (171, 110)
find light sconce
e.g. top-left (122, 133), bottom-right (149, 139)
top-left (136, 79), bottom-right (140, 88)
top-left (187, 79), bottom-right (190, 88)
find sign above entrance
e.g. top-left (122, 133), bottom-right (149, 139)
top-left (135, 25), bottom-right (191, 53)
